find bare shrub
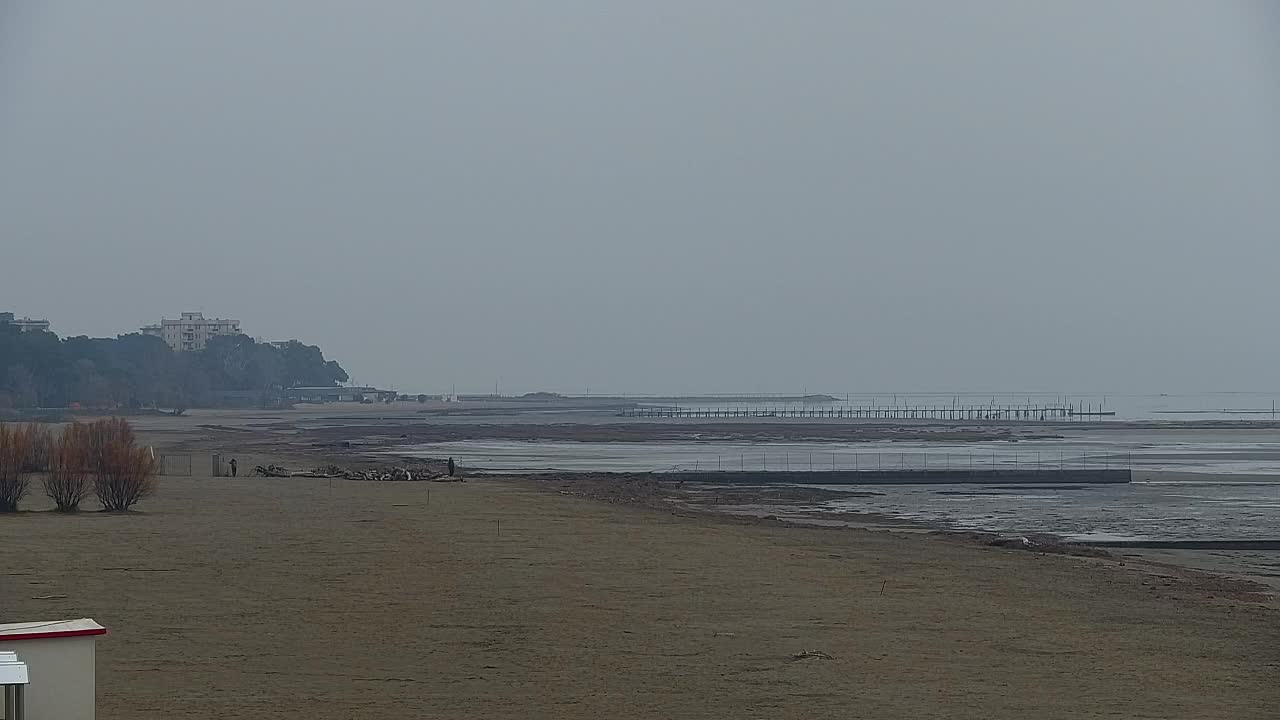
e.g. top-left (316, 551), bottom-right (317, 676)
top-left (44, 424), bottom-right (91, 512)
top-left (20, 422), bottom-right (53, 473)
top-left (91, 419), bottom-right (157, 512)
top-left (85, 418), bottom-right (135, 474)
top-left (0, 424), bottom-right (32, 512)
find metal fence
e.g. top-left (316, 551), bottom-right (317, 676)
top-left (158, 453), bottom-right (193, 476)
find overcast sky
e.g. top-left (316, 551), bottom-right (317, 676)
top-left (2, 2), bottom-right (1277, 394)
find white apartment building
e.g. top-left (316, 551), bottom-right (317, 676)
top-left (140, 312), bottom-right (242, 352)
top-left (0, 312), bottom-right (51, 333)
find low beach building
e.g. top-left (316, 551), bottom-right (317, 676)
top-left (285, 386), bottom-right (396, 403)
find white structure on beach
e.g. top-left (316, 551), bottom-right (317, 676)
top-left (141, 311), bottom-right (242, 352)
top-left (0, 618), bottom-right (106, 720)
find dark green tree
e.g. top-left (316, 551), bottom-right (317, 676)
top-left (0, 325), bottom-right (350, 409)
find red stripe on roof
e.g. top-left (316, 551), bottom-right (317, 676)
top-left (0, 628), bottom-right (107, 642)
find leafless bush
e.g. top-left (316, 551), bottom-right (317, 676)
top-left (85, 418), bottom-right (135, 474)
top-left (20, 422), bottom-right (53, 473)
top-left (91, 419), bottom-right (157, 512)
top-left (44, 424), bottom-right (92, 512)
top-left (0, 424), bottom-right (32, 512)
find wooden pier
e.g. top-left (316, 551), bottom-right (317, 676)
top-left (619, 404), bottom-right (1114, 421)
top-left (668, 468), bottom-right (1131, 485)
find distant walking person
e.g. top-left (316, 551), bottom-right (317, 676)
top-left (229, 458), bottom-right (238, 478)
top-left (447, 457), bottom-right (455, 477)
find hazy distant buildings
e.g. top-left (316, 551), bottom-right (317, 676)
top-left (141, 312), bottom-right (242, 351)
top-left (0, 311), bottom-right (51, 333)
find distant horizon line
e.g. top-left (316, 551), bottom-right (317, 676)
top-left (369, 388), bottom-right (1280, 398)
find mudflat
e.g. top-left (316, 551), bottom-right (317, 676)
top-left (2, 468), bottom-right (1277, 718)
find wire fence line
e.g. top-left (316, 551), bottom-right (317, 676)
top-left (620, 403), bottom-right (1113, 421)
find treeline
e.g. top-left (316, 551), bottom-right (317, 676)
top-left (0, 326), bottom-right (349, 410)
top-left (0, 419), bottom-right (156, 512)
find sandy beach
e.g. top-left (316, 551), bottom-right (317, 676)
top-left (1, 410), bottom-right (1278, 718)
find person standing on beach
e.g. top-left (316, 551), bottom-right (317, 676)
top-left (229, 458), bottom-right (238, 477)
top-left (448, 457), bottom-right (455, 477)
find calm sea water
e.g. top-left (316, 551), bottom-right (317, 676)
top-left (400, 430), bottom-right (1280, 475)
top-left (396, 426), bottom-right (1280, 540)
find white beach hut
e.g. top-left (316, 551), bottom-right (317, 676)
top-left (0, 650), bottom-right (29, 719)
top-left (0, 619), bottom-right (105, 720)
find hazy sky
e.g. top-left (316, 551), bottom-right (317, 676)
top-left (2, 2), bottom-right (1277, 394)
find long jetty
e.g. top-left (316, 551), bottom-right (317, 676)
top-left (620, 404), bottom-right (1114, 421)
top-left (668, 469), bottom-right (1131, 485)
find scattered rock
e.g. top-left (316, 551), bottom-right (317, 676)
top-left (254, 462), bottom-right (450, 482)
top-left (252, 464), bottom-right (292, 477)
top-left (791, 650), bottom-right (833, 661)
